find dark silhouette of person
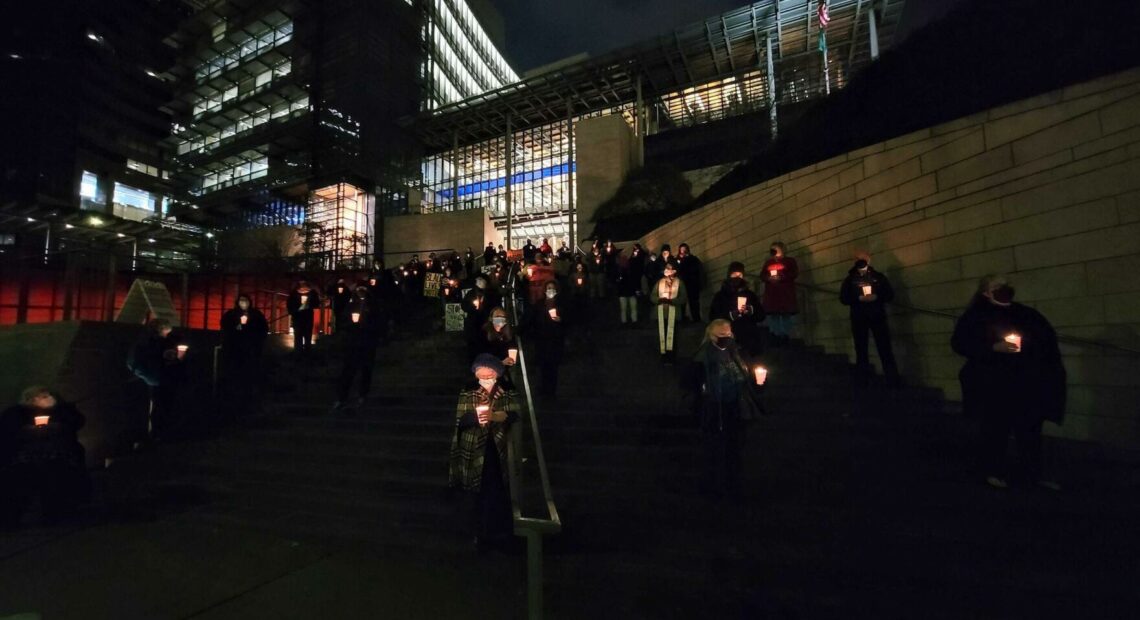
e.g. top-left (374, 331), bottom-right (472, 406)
top-left (286, 280), bottom-right (320, 354)
top-left (839, 256), bottom-right (899, 384)
top-left (220, 294), bottom-right (269, 420)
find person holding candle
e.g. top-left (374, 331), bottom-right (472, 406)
top-left (525, 281), bottom-right (567, 397)
top-left (1, 387), bottom-right (91, 526)
top-left (760, 242), bottom-right (799, 346)
top-left (676, 243), bottom-right (704, 323)
top-left (326, 278), bottom-right (352, 334)
top-left (650, 260), bottom-right (688, 364)
top-left (220, 294), bottom-right (269, 421)
top-left (839, 256), bottom-right (900, 385)
top-left (587, 247), bottom-right (607, 299)
top-left (127, 318), bottom-right (184, 441)
top-left (690, 320), bottom-right (758, 499)
top-left (286, 280), bottom-right (320, 356)
top-left (951, 275), bottom-right (1066, 490)
top-left (463, 277), bottom-right (501, 361)
top-left (478, 308), bottom-right (519, 388)
top-left (448, 354), bottom-right (519, 550)
top-left (709, 262), bottom-right (766, 357)
top-left (331, 284), bottom-right (382, 412)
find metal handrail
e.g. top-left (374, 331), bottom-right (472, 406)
top-left (791, 280), bottom-right (1140, 356)
top-left (502, 271), bottom-right (561, 620)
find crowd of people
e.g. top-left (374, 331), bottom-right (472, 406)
top-left (1, 235), bottom-right (1067, 530)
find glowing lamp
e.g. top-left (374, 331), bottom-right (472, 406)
top-left (753, 366), bottom-right (768, 386)
top-left (861, 285), bottom-right (873, 296)
top-left (34, 415), bottom-right (50, 427)
top-left (508, 348), bottom-right (518, 362)
top-left (737, 296), bottom-right (747, 312)
top-left (1004, 333), bottom-right (1022, 352)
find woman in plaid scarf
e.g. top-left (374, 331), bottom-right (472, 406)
top-left (448, 354), bottom-right (519, 549)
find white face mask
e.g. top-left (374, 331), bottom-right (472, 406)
top-left (545, 290), bottom-right (557, 299)
top-left (478, 378), bottom-right (497, 391)
top-left (238, 301), bottom-right (250, 310)
top-left (476, 280), bottom-right (486, 290)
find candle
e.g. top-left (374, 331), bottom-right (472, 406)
top-left (769, 269), bottom-right (778, 277)
top-left (753, 366), bottom-right (768, 386)
top-left (577, 277), bottom-right (584, 286)
top-left (527, 266), bottom-right (534, 277)
top-left (369, 279), bottom-right (376, 286)
top-left (473, 298), bottom-right (481, 310)
top-left (508, 348), bottom-right (518, 362)
top-left (736, 296), bottom-right (747, 312)
top-left (443, 288), bottom-right (450, 297)
top-left (34, 415), bottom-right (50, 427)
top-left (548, 308), bottom-right (558, 320)
top-left (351, 312), bottom-right (361, 323)
top-left (240, 315), bottom-right (248, 325)
top-left (1004, 333), bottom-right (1022, 352)
top-left (176, 344), bottom-right (188, 359)
top-left (300, 294), bottom-right (308, 305)
top-left (337, 286), bottom-right (345, 294)
top-left (475, 405), bottom-right (490, 426)
top-left (861, 285), bottom-right (873, 296)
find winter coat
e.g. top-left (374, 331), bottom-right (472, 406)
top-left (527, 296), bottom-right (566, 363)
top-left (760, 256), bottom-right (799, 315)
top-left (286, 289), bottom-right (320, 318)
top-left (839, 267), bottom-right (895, 322)
top-left (709, 280), bottom-right (765, 325)
top-left (951, 298), bottom-right (1066, 424)
top-left (128, 333), bottom-right (176, 387)
top-left (676, 254), bottom-right (703, 294)
top-left (448, 383), bottom-right (518, 492)
top-left (341, 295), bottom-right (382, 351)
top-left (220, 306), bottom-right (269, 361)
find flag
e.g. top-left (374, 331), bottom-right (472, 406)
top-left (818, 30), bottom-right (827, 53)
top-left (817, 1), bottom-right (830, 29)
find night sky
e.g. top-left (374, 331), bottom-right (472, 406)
top-left (494, 0), bottom-right (965, 73)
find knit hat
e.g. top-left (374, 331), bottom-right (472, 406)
top-left (470, 353), bottom-right (505, 376)
top-left (727, 261), bottom-right (746, 276)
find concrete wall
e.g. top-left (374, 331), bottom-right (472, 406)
top-left (642, 68), bottom-right (1140, 447)
top-left (576, 114), bottom-right (635, 242)
top-left (382, 208), bottom-right (503, 265)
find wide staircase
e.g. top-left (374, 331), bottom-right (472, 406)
top-left (101, 296), bottom-right (1140, 619)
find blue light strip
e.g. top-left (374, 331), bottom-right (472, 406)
top-left (438, 161), bottom-right (576, 200)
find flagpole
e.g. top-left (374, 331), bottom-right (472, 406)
top-left (818, 1), bottom-right (831, 95)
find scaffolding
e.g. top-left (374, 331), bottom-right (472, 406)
top-left (303, 182), bottom-right (373, 270)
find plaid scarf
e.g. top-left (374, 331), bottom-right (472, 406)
top-left (447, 386), bottom-right (516, 492)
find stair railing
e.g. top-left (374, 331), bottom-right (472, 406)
top-left (503, 271), bottom-right (562, 620)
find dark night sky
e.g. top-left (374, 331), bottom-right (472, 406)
top-left (493, 0), bottom-right (965, 73)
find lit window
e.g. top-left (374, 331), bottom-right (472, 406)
top-left (80, 171), bottom-right (99, 200)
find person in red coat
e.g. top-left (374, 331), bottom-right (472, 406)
top-left (760, 241), bottom-right (798, 346)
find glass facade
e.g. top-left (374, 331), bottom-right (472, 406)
top-left (304, 183), bottom-right (374, 269)
top-left (422, 0), bottom-right (518, 110)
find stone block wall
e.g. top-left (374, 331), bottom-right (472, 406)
top-left (642, 68), bottom-right (1140, 447)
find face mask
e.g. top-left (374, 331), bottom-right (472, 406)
top-left (479, 378), bottom-right (497, 391)
top-left (238, 301), bottom-right (250, 310)
top-left (476, 280), bottom-right (486, 290)
top-left (857, 268), bottom-right (869, 276)
top-left (990, 285), bottom-right (1015, 305)
top-left (492, 318), bottom-right (507, 328)
top-left (545, 290), bottom-right (557, 299)
top-left (715, 336), bottom-right (733, 348)
top-left (664, 271), bottom-right (676, 279)
top-left (729, 277), bottom-right (745, 289)
top-left (769, 248), bottom-right (778, 256)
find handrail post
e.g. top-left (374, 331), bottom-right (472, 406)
top-left (525, 529), bottom-right (544, 620)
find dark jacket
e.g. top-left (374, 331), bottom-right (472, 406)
top-left (839, 267), bottom-right (895, 321)
top-left (221, 306), bottom-right (268, 361)
top-left (689, 341), bottom-right (756, 433)
top-left (526, 296), bottom-right (566, 362)
top-left (286, 290), bottom-right (320, 317)
top-left (341, 295), bottom-right (382, 350)
top-left (128, 333), bottom-right (169, 387)
top-left (1, 401), bottom-right (86, 467)
top-left (709, 279), bottom-right (765, 325)
top-left (676, 253), bottom-right (703, 292)
top-left (951, 298), bottom-right (1066, 423)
